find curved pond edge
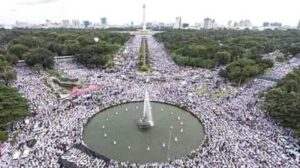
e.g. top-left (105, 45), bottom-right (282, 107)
top-left (80, 100), bottom-right (208, 165)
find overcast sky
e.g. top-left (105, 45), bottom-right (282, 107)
top-left (0, 0), bottom-right (299, 26)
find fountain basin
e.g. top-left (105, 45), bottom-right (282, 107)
top-left (82, 101), bottom-right (205, 164)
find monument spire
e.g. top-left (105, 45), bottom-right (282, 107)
top-left (142, 3), bottom-right (146, 31)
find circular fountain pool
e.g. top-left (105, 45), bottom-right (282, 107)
top-left (82, 102), bottom-right (205, 164)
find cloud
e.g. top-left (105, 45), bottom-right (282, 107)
top-left (18, 0), bottom-right (58, 6)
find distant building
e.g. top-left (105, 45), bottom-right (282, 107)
top-left (243, 20), bottom-right (252, 27)
top-left (174, 17), bottom-right (182, 29)
top-left (298, 20), bottom-right (300, 29)
top-left (227, 20), bottom-right (232, 28)
top-left (263, 22), bottom-right (270, 27)
top-left (262, 22), bottom-right (282, 30)
top-left (270, 22), bottom-right (282, 27)
top-left (101, 18), bottom-right (107, 25)
top-left (203, 18), bottom-right (215, 29)
top-left (234, 19), bottom-right (252, 29)
top-left (62, 20), bottom-right (70, 28)
top-left (83, 21), bottom-right (91, 28)
top-left (233, 22), bottom-right (238, 27)
top-left (45, 19), bottom-right (51, 27)
top-left (72, 19), bottom-right (81, 28)
top-left (182, 23), bottom-right (189, 28)
top-left (15, 21), bottom-right (32, 28)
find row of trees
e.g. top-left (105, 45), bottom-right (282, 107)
top-left (0, 44), bottom-right (29, 142)
top-left (138, 37), bottom-right (151, 72)
top-left (154, 29), bottom-right (300, 84)
top-left (0, 29), bottom-right (131, 68)
top-left (263, 68), bottom-right (300, 137)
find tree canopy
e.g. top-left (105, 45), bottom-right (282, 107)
top-left (24, 48), bottom-right (54, 69)
top-left (0, 56), bottom-right (16, 86)
top-left (0, 29), bottom-right (131, 68)
top-left (0, 86), bottom-right (29, 142)
top-left (263, 68), bottom-right (300, 137)
top-left (155, 29), bottom-right (300, 84)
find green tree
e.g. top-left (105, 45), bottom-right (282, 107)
top-left (263, 68), bottom-right (300, 137)
top-left (9, 44), bottom-right (29, 60)
top-left (215, 51), bottom-right (231, 65)
top-left (220, 58), bottom-right (262, 85)
top-left (0, 59), bottom-right (16, 86)
top-left (0, 48), bottom-right (6, 55)
top-left (75, 45), bottom-right (111, 67)
top-left (0, 86), bottom-right (29, 142)
top-left (24, 48), bottom-right (54, 69)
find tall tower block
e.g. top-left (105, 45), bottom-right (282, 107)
top-left (143, 3), bottom-right (146, 31)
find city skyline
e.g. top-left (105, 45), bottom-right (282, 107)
top-left (0, 0), bottom-right (299, 27)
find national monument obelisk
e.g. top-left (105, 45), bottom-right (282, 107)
top-left (142, 3), bottom-right (146, 31)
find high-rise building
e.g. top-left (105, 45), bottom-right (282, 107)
top-left (83, 21), bottom-right (91, 28)
top-left (45, 19), bottom-right (51, 26)
top-left (227, 20), bottom-right (232, 28)
top-left (298, 20), bottom-right (300, 29)
top-left (72, 19), bottom-right (81, 28)
top-left (204, 18), bottom-right (215, 29)
top-left (270, 22), bottom-right (282, 27)
top-left (236, 20), bottom-right (252, 29)
top-left (262, 21), bottom-right (282, 30)
top-left (101, 18), bottom-right (107, 25)
top-left (174, 17), bottom-right (182, 29)
top-left (182, 23), bottom-right (189, 28)
top-left (62, 20), bottom-right (70, 28)
top-left (263, 22), bottom-right (270, 27)
top-left (244, 20), bottom-right (252, 27)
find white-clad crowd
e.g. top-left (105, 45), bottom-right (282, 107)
top-left (0, 35), bottom-right (300, 168)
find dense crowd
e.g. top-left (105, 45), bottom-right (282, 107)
top-left (0, 35), bottom-right (300, 168)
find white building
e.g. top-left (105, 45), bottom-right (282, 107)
top-left (45, 19), bottom-right (51, 27)
top-left (174, 17), bottom-right (182, 29)
top-left (72, 19), bottom-right (81, 28)
top-left (15, 21), bottom-right (33, 28)
top-left (62, 20), bottom-right (70, 28)
top-left (101, 18), bottom-right (107, 25)
top-left (203, 18), bottom-right (215, 29)
top-left (227, 20), bottom-right (232, 28)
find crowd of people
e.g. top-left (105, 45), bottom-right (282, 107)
top-left (0, 35), bottom-right (300, 168)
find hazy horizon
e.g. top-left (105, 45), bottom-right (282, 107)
top-left (0, 0), bottom-right (299, 26)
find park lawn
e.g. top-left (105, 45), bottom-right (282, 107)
top-left (195, 86), bottom-right (208, 95)
top-left (213, 88), bottom-right (230, 100)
